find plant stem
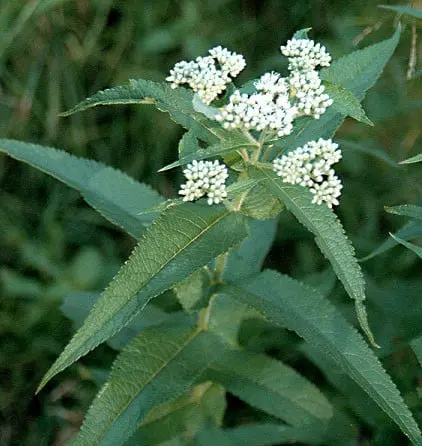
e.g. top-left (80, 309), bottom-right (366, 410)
top-left (242, 129), bottom-right (259, 146)
top-left (214, 252), bottom-right (228, 283)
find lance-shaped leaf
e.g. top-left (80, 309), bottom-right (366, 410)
top-left (272, 27), bottom-right (400, 158)
top-left (61, 79), bottom-right (236, 144)
top-left (323, 82), bottom-right (373, 126)
top-left (219, 417), bottom-right (356, 446)
top-left (206, 349), bottom-right (333, 436)
top-left (385, 204), bottom-right (422, 221)
top-left (128, 382), bottom-right (226, 446)
top-left (159, 138), bottom-right (256, 172)
top-left (410, 335), bottom-right (422, 368)
top-left (320, 26), bottom-right (400, 95)
top-left (401, 153), bottom-right (422, 165)
top-left (250, 165), bottom-right (376, 346)
top-left (389, 233), bottom-right (422, 259)
top-left (72, 322), bottom-right (227, 446)
top-left (207, 349), bottom-right (332, 436)
top-left (61, 291), bottom-right (176, 350)
top-left (361, 220), bottom-right (422, 261)
top-left (225, 270), bottom-right (422, 446)
top-left (222, 423), bottom-right (318, 446)
top-left (38, 203), bottom-right (248, 391)
top-left (0, 139), bottom-right (163, 239)
top-left (299, 342), bottom-right (390, 428)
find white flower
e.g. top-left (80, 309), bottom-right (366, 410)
top-left (255, 72), bottom-right (289, 95)
top-left (273, 138), bottom-right (342, 207)
top-left (209, 46), bottom-right (246, 77)
top-left (216, 89), bottom-right (297, 137)
top-left (310, 172), bottom-right (343, 208)
top-left (280, 38), bottom-right (331, 72)
top-left (289, 70), bottom-right (333, 119)
top-left (166, 47), bottom-right (246, 104)
top-left (179, 160), bottom-right (229, 205)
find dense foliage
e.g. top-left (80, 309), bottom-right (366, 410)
top-left (0, 1), bottom-right (421, 445)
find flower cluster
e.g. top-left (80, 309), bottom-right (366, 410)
top-left (215, 89), bottom-right (297, 137)
top-left (280, 38), bottom-right (331, 72)
top-left (273, 138), bottom-right (343, 208)
top-left (289, 70), bottom-right (333, 119)
top-left (179, 160), bottom-right (229, 205)
top-left (214, 38), bottom-right (332, 137)
top-left (166, 46), bottom-right (246, 104)
top-left (167, 37), bottom-right (342, 207)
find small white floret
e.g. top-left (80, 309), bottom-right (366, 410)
top-left (273, 138), bottom-right (342, 207)
top-left (179, 159), bottom-right (228, 205)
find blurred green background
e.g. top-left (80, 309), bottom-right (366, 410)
top-left (0, 0), bottom-right (421, 444)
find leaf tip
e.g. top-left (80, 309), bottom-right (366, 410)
top-left (59, 109), bottom-right (73, 117)
top-left (355, 302), bottom-right (380, 348)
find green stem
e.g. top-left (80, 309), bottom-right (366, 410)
top-left (214, 252), bottom-right (228, 284)
top-left (242, 129), bottom-right (259, 146)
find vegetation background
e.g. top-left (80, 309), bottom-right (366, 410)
top-left (0, 0), bottom-right (421, 444)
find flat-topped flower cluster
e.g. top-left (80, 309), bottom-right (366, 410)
top-left (168, 36), bottom-right (343, 208)
top-left (273, 139), bottom-right (343, 208)
top-left (166, 46), bottom-right (246, 105)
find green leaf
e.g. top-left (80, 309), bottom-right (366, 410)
top-left (225, 178), bottom-right (260, 201)
top-left (226, 270), bottom-right (422, 446)
top-left (300, 343), bottom-right (390, 428)
top-left (72, 322), bottom-right (227, 446)
top-left (207, 349), bottom-right (333, 435)
top-left (208, 294), bottom-right (260, 346)
top-left (159, 138), bottom-right (256, 172)
top-left (225, 415), bottom-right (357, 446)
top-left (192, 93), bottom-right (220, 119)
top-left (61, 291), bottom-right (175, 350)
top-left (320, 26), bottom-right (401, 96)
top-left (251, 166), bottom-right (376, 346)
top-left (0, 139), bottom-right (163, 239)
top-left (292, 28), bottom-right (312, 39)
top-left (223, 218), bottom-right (277, 282)
top-left (38, 203), bottom-right (248, 391)
top-left (196, 427), bottom-right (234, 446)
top-left (239, 185), bottom-right (283, 220)
top-left (131, 382), bottom-right (225, 446)
top-left (178, 129), bottom-right (200, 159)
top-left (324, 82), bottom-right (373, 125)
top-left (174, 268), bottom-right (211, 313)
top-left (272, 27), bottom-right (400, 158)
top-left (400, 153), bottom-right (422, 164)
top-left (410, 335), bottom-right (422, 368)
top-left (361, 219), bottom-right (422, 261)
top-left (379, 5), bottom-right (422, 19)
top-left (222, 423), bottom-right (317, 446)
top-left (389, 233), bottom-right (422, 259)
top-left (61, 79), bottom-right (234, 144)
top-left (386, 204), bottom-right (422, 221)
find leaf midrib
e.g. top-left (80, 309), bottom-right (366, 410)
top-left (227, 282), bottom-right (422, 445)
top-left (94, 327), bottom-right (201, 443)
top-left (212, 354), bottom-right (331, 424)
top-left (39, 208), bottom-right (236, 390)
top-left (256, 166), bottom-right (317, 233)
